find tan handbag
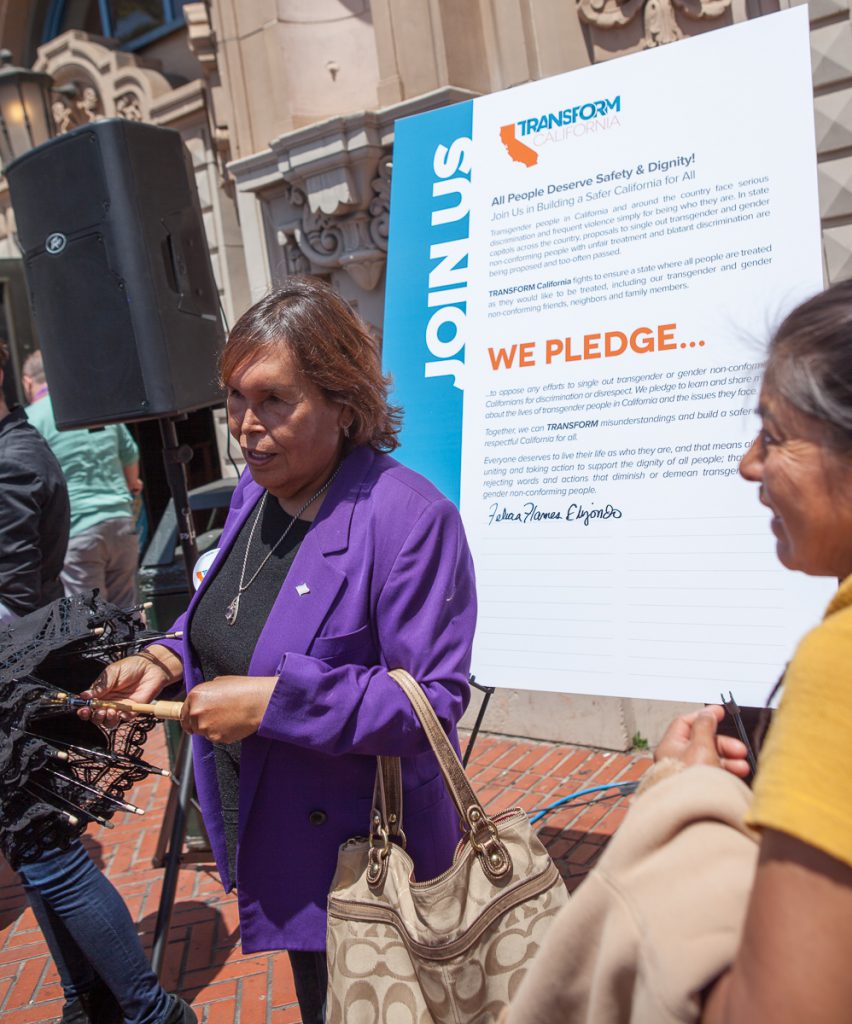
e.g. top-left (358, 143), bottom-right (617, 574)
top-left (326, 669), bottom-right (568, 1024)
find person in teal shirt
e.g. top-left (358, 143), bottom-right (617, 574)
top-left (22, 351), bottom-right (143, 610)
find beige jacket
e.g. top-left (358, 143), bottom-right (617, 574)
top-left (500, 763), bottom-right (759, 1024)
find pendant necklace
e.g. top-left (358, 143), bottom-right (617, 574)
top-left (225, 466), bottom-right (341, 626)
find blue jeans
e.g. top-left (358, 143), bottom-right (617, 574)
top-left (17, 841), bottom-right (172, 1024)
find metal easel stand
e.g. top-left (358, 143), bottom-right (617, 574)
top-left (149, 417), bottom-right (201, 977)
top-left (150, 733), bottom-right (197, 974)
top-left (462, 674), bottom-right (496, 767)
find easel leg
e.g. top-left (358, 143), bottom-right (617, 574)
top-left (462, 675), bottom-right (496, 767)
top-left (150, 416), bottom-right (199, 976)
top-left (150, 731), bottom-right (193, 976)
top-left (151, 758), bottom-right (178, 870)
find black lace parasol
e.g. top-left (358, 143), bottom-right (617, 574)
top-left (0, 592), bottom-right (172, 869)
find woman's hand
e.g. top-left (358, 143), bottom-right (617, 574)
top-left (79, 644), bottom-right (183, 728)
top-left (655, 705), bottom-right (751, 779)
top-left (180, 676), bottom-right (278, 743)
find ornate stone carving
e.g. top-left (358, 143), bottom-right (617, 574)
top-left (50, 82), bottom-right (105, 134)
top-left (285, 185), bottom-right (343, 267)
top-left (277, 232), bottom-right (312, 276)
top-left (578, 0), bottom-right (731, 48)
top-left (51, 98), bottom-right (75, 133)
top-left (578, 0), bottom-right (644, 30)
top-left (115, 91), bottom-right (143, 121)
top-left (264, 117), bottom-right (394, 290)
top-left (34, 31), bottom-right (172, 131)
top-left (230, 89), bottom-right (475, 302)
top-left (643, 0), bottom-right (684, 45)
top-left (369, 154), bottom-right (392, 253)
top-left (79, 84), bottom-right (101, 121)
top-left (274, 172), bottom-right (391, 291)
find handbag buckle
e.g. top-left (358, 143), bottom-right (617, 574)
top-left (367, 809), bottom-right (392, 887)
top-left (468, 819), bottom-right (498, 851)
top-left (467, 812), bottom-right (512, 879)
top-left (366, 845), bottom-right (387, 885)
top-left (388, 812), bottom-right (408, 850)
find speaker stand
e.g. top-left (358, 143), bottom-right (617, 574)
top-left (158, 417), bottom-right (199, 591)
top-left (150, 417), bottom-right (200, 976)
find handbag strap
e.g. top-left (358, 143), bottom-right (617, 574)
top-left (374, 668), bottom-right (512, 882)
top-left (373, 753), bottom-right (404, 839)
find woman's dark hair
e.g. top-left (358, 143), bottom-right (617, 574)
top-left (764, 279), bottom-right (852, 451)
top-left (0, 339), bottom-right (8, 369)
top-left (220, 277), bottom-right (402, 453)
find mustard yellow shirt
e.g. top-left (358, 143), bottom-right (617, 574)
top-left (748, 574), bottom-right (852, 868)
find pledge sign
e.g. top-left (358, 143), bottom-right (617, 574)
top-left (383, 8), bottom-right (835, 705)
top-left (487, 323), bottom-right (702, 370)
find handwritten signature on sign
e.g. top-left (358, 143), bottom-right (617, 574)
top-left (488, 501), bottom-right (623, 526)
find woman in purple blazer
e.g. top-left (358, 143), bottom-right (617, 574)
top-left (86, 278), bottom-right (477, 1022)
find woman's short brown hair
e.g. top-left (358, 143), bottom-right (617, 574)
top-left (765, 279), bottom-right (852, 452)
top-left (220, 277), bottom-right (402, 453)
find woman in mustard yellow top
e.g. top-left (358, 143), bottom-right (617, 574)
top-left (670, 281), bottom-right (852, 1023)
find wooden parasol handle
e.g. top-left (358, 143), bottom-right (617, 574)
top-left (90, 698), bottom-right (184, 721)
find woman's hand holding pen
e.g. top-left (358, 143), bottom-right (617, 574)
top-left (655, 705), bottom-right (751, 778)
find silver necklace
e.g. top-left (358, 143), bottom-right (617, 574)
top-left (224, 466), bottom-right (341, 626)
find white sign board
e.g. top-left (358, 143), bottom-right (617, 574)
top-left (384, 8), bottom-right (832, 705)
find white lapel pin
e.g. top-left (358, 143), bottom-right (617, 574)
top-left (295, 583), bottom-right (310, 596)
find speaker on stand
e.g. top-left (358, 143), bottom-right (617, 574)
top-left (6, 118), bottom-right (226, 975)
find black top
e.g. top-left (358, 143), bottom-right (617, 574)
top-left (0, 406), bottom-right (70, 616)
top-left (189, 493), bottom-right (310, 886)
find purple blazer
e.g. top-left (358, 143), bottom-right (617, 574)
top-left (164, 446), bottom-right (476, 952)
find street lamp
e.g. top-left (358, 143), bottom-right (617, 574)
top-left (0, 50), bottom-right (55, 171)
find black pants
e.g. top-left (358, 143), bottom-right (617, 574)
top-left (288, 950), bottom-right (327, 1024)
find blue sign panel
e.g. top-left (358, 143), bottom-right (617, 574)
top-left (383, 99), bottom-right (474, 506)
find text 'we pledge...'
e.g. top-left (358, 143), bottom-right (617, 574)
top-left (487, 323), bottom-right (705, 370)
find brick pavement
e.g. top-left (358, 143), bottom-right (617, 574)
top-left (0, 727), bottom-right (651, 1023)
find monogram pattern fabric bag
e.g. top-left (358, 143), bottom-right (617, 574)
top-left (326, 669), bottom-right (568, 1023)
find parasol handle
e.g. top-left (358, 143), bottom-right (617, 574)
top-left (90, 698), bottom-right (184, 721)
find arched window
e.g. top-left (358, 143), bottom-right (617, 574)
top-left (43, 0), bottom-right (186, 51)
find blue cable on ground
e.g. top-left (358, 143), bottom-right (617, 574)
top-left (529, 780), bottom-right (640, 825)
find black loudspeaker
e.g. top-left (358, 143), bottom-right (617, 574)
top-left (5, 119), bottom-right (225, 429)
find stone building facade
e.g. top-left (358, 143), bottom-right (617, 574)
top-left (0, 0), bottom-right (845, 746)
